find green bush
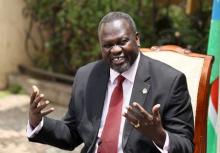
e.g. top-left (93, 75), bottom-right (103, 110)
top-left (23, 0), bottom-right (211, 75)
top-left (8, 84), bottom-right (23, 94)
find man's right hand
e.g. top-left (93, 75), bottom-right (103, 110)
top-left (29, 85), bottom-right (54, 129)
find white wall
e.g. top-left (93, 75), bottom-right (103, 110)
top-left (0, 0), bottom-right (31, 89)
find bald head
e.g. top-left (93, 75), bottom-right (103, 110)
top-left (98, 12), bottom-right (137, 36)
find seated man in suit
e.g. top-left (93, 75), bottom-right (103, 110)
top-left (27, 11), bottom-right (194, 153)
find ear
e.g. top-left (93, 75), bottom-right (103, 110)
top-left (135, 32), bottom-right (141, 47)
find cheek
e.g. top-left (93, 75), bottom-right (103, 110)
top-left (125, 45), bottom-right (138, 55)
top-left (101, 49), bottom-right (106, 56)
top-left (127, 41), bottom-right (138, 50)
top-left (101, 51), bottom-right (109, 60)
top-left (101, 51), bottom-right (105, 58)
top-left (124, 45), bottom-right (139, 60)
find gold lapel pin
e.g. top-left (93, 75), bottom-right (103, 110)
top-left (142, 88), bottom-right (148, 94)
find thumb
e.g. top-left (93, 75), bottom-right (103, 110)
top-left (152, 104), bottom-right (160, 118)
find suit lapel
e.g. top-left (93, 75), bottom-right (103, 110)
top-left (86, 60), bottom-right (110, 136)
top-left (85, 61), bottom-right (110, 152)
top-left (122, 53), bottom-right (151, 149)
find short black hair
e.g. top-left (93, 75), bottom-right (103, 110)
top-left (98, 11), bottom-right (137, 34)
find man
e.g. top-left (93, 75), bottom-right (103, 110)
top-left (27, 12), bottom-right (194, 153)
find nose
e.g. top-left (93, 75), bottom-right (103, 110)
top-left (110, 45), bottom-right (122, 53)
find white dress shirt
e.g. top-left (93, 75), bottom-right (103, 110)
top-left (27, 52), bottom-right (169, 153)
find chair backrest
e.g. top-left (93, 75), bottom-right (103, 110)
top-left (141, 45), bottom-right (213, 153)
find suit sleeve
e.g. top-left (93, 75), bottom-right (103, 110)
top-left (28, 71), bottom-right (83, 151)
top-left (163, 73), bottom-right (194, 153)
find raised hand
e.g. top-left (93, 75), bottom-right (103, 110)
top-left (29, 85), bottom-right (54, 128)
top-left (123, 102), bottom-right (166, 148)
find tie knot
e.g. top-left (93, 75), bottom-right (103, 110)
top-left (117, 75), bottom-right (125, 85)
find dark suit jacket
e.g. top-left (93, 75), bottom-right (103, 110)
top-left (29, 53), bottom-right (194, 153)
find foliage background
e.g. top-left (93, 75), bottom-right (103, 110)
top-left (23, 0), bottom-right (211, 75)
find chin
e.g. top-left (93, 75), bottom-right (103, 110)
top-left (111, 63), bottom-right (131, 73)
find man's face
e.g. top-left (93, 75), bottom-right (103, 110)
top-left (99, 19), bottom-right (140, 73)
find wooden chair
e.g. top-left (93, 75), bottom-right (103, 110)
top-left (141, 45), bottom-right (213, 153)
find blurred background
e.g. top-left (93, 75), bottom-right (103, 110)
top-left (0, 0), bottom-right (218, 153)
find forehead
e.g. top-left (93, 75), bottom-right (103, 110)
top-left (99, 19), bottom-right (133, 41)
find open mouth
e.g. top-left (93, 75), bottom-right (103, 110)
top-left (111, 56), bottom-right (126, 65)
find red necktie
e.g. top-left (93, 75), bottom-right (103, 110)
top-left (97, 75), bottom-right (125, 153)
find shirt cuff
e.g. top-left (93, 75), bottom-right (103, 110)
top-left (26, 118), bottom-right (44, 138)
top-left (153, 131), bottom-right (169, 153)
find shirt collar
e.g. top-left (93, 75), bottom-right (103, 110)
top-left (109, 52), bottom-right (140, 84)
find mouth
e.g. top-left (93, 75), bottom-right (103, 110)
top-left (111, 56), bottom-right (126, 65)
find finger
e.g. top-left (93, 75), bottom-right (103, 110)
top-left (35, 100), bottom-right (50, 113)
top-left (123, 111), bottom-right (142, 129)
top-left (41, 107), bottom-right (55, 116)
top-left (33, 85), bottom-right (39, 94)
top-left (126, 105), bottom-right (145, 123)
top-left (30, 85), bottom-right (39, 104)
top-left (132, 102), bottom-right (153, 121)
top-left (152, 104), bottom-right (161, 119)
top-left (31, 94), bottom-right (44, 109)
top-left (123, 110), bottom-right (138, 124)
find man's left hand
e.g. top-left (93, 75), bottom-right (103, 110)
top-left (123, 102), bottom-right (166, 148)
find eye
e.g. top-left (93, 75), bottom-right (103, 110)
top-left (103, 44), bottom-right (112, 49)
top-left (119, 38), bottom-right (129, 46)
